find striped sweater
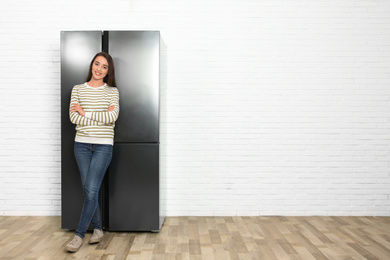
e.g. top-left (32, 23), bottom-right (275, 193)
top-left (69, 83), bottom-right (120, 145)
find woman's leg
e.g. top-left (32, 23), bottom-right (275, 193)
top-left (74, 143), bottom-right (113, 239)
top-left (74, 142), bottom-right (103, 230)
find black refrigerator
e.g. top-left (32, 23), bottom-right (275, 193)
top-left (61, 31), bottom-right (165, 231)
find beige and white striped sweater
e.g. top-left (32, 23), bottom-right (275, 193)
top-left (69, 83), bottom-right (120, 145)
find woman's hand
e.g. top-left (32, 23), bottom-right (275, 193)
top-left (108, 105), bottom-right (115, 112)
top-left (70, 103), bottom-right (85, 117)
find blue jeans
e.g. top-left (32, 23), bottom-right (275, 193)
top-left (74, 142), bottom-right (113, 239)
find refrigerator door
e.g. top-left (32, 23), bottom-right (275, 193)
top-left (108, 31), bottom-right (160, 143)
top-left (108, 143), bottom-right (160, 231)
top-left (61, 31), bottom-right (102, 229)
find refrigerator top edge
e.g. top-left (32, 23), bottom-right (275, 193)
top-left (61, 30), bottom-right (160, 33)
top-left (60, 30), bottom-right (103, 34)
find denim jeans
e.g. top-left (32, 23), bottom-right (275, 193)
top-left (74, 142), bottom-right (113, 239)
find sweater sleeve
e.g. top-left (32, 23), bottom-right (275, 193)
top-left (84, 87), bottom-right (120, 124)
top-left (69, 86), bottom-right (100, 126)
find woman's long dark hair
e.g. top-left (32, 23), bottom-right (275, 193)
top-left (86, 52), bottom-right (117, 87)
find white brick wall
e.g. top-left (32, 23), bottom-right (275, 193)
top-left (0, 0), bottom-right (389, 216)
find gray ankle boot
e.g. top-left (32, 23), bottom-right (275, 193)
top-left (66, 235), bottom-right (83, 252)
top-left (89, 229), bottom-right (104, 244)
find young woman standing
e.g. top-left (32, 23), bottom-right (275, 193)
top-left (65, 52), bottom-right (120, 252)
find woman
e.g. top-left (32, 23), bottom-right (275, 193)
top-left (65, 52), bottom-right (119, 253)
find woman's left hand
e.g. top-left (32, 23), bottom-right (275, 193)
top-left (70, 103), bottom-right (85, 117)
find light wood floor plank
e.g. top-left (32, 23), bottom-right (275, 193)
top-left (0, 216), bottom-right (390, 259)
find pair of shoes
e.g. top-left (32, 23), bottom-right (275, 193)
top-left (66, 235), bottom-right (83, 252)
top-left (89, 229), bottom-right (104, 244)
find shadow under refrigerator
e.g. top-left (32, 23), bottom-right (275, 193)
top-left (61, 31), bottom-right (165, 231)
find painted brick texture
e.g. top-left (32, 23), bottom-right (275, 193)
top-left (0, 0), bottom-right (389, 216)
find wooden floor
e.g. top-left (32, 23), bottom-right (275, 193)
top-left (0, 216), bottom-right (390, 260)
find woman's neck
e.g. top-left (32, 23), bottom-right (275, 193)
top-left (87, 79), bottom-right (105, 88)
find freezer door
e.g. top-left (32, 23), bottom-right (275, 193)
top-left (108, 143), bottom-right (160, 231)
top-left (61, 31), bottom-right (102, 229)
top-left (108, 31), bottom-right (160, 143)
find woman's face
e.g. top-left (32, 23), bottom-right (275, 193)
top-left (91, 55), bottom-right (109, 82)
